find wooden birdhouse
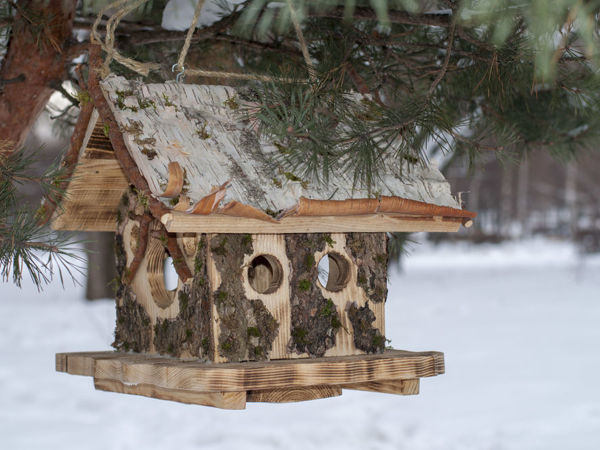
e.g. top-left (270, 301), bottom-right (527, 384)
top-left (54, 75), bottom-right (475, 409)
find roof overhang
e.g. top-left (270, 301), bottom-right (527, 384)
top-left (51, 75), bottom-right (476, 234)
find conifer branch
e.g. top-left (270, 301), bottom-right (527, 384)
top-left (428, 22), bottom-right (456, 96)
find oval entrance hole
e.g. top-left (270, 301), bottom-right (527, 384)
top-left (248, 254), bottom-right (283, 294)
top-left (146, 238), bottom-right (177, 308)
top-left (164, 256), bottom-right (179, 292)
top-left (317, 252), bottom-right (350, 292)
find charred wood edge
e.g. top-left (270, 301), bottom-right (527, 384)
top-left (88, 45), bottom-right (169, 222)
top-left (166, 234), bottom-right (193, 282)
top-left (125, 214), bottom-right (152, 284)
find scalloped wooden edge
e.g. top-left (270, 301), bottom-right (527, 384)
top-left (56, 350), bottom-right (442, 409)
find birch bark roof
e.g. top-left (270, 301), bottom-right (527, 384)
top-left (99, 75), bottom-right (462, 215)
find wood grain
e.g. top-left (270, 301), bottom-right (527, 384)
top-left (94, 378), bottom-right (247, 409)
top-left (57, 349), bottom-right (444, 393)
top-left (161, 212), bottom-right (462, 234)
top-left (51, 158), bottom-right (128, 231)
top-left (247, 386), bottom-right (342, 403)
top-left (344, 378), bottom-right (420, 395)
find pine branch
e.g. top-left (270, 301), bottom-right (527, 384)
top-left (428, 22), bottom-right (456, 96)
top-left (0, 145), bottom-right (83, 290)
top-left (311, 6), bottom-right (452, 27)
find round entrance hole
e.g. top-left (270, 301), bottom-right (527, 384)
top-left (317, 252), bottom-right (351, 292)
top-left (247, 254), bottom-right (283, 294)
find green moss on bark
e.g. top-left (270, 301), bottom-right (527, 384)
top-left (286, 234), bottom-right (341, 357)
top-left (347, 302), bottom-right (385, 354)
top-left (153, 235), bottom-right (213, 359)
top-left (113, 287), bottom-right (152, 353)
top-left (345, 233), bottom-right (388, 303)
top-left (210, 234), bottom-right (279, 362)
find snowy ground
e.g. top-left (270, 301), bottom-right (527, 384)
top-left (1, 238), bottom-right (599, 450)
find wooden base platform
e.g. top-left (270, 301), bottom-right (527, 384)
top-left (56, 350), bottom-right (444, 409)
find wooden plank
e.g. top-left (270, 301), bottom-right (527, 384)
top-left (161, 212), bottom-right (462, 234)
top-left (344, 378), bottom-right (420, 395)
top-left (94, 378), bottom-right (247, 409)
top-left (55, 353), bottom-right (68, 373)
top-left (51, 159), bottom-right (129, 231)
top-left (71, 349), bottom-right (445, 393)
top-left (247, 385), bottom-right (342, 403)
top-left (55, 351), bottom-right (162, 377)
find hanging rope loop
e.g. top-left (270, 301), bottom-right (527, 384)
top-left (92, 0), bottom-right (314, 84)
top-left (285, 0), bottom-right (316, 82)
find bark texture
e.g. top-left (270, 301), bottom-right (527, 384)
top-left (112, 232), bottom-right (152, 353)
top-left (210, 234), bottom-right (279, 362)
top-left (153, 236), bottom-right (213, 358)
top-left (348, 302), bottom-right (386, 354)
top-left (0, 0), bottom-right (77, 148)
top-left (286, 233), bottom-right (342, 357)
top-left (345, 233), bottom-right (388, 303)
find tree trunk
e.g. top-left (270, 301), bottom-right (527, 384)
top-left (85, 232), bottom-right (117, 300)
top-left (565, 160), bottom-right (578, 238)
top-left (0, 0), bottom-right (77, 149)
top-left (516, 155), bottom-right (529, 237)
top-left (499, 164), bottom-right (514, 237)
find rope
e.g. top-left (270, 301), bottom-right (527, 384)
top-left (286, 0), bottom-right (316, 82)
top-left (175, 0), bottom-right (205, 74)
top-left (91, 0), bottom-right (159, 77)
top-left (91, 0), bottom-right (313, 83)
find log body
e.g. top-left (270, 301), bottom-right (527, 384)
top-left (113, 191), bottom-right (389, 363)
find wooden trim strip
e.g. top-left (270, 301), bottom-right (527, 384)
top-left (284, 196), bottom-right (476, 220)
top-left (161, 211), bottom-right (463, 233)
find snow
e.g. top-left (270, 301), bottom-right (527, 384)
top-left (162, 0), bottom-right (240, 30)
top-left (1, 238), bottom-right (600, 450)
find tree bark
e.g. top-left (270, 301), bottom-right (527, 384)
top-left (0, 0), bottom-right (77, 149)
top-left (516, 155), bottom-right (529, 237)
top-left (565, 160), bottom-right (578, 238)
top-left (85, 232), bottom-right (117, 300)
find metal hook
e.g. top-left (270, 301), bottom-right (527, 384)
top-left (171, 63), bottom-right (185, 83)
